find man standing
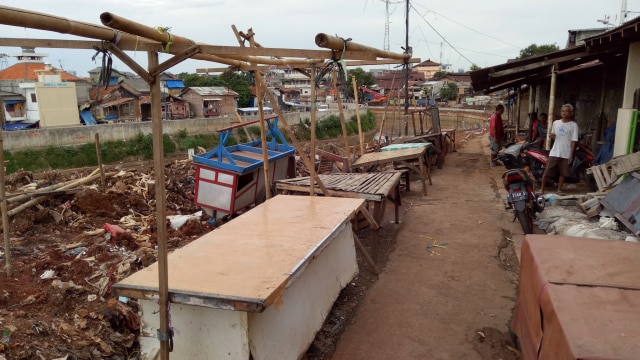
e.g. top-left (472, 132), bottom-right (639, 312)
top-left (539, 104), bottom-right (579, 194)
top-left (489, 104), bottom-right (505, 167)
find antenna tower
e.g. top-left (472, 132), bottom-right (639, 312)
top-left (384, 0), bottom-right (390, 53)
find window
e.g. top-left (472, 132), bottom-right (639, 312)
top-left (30, 93), bottom-right (37, 103)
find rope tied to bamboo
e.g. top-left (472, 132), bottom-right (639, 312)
top-left (91, 43), bottom-right (113, 90)
top-left (156, 26), bottom-right (174, 52)
top-left (315, 35), bottom-right (350, 92)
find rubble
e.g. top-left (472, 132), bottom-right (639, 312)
top-left (0, 159), bottom-right (215, 359)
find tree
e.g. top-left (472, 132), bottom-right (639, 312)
top-left (439, 82), bottom-right (458, 101)
top-left (347, 68), bottom-right (376, 100)
top-left (469, 64), bottom-right (481, 71)
top-left (433, 71), bottom-right (447, 79)
top-left (518, 43), bottom-right (560, 59)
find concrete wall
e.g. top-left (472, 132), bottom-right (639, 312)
top-left (3, 109), bottom-right (360, 151)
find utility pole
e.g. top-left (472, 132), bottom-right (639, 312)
top-left (403, 0), bottom-right (410, 136)
top-left (620, 0), bottom-right (628, 24)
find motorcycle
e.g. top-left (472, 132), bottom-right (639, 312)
top-left (496, 139), bottom-right (597, 191)
top-left (502, 168), bottom-right (545, 234)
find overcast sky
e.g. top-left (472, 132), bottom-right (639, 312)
top-left (0, 0), bottom-right (637, 77)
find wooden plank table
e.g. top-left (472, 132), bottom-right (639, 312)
top-left (275, 171), bottom-right (402, 225)
top-left (114, 195), bottom-right (366, 360)
top-left (352, 147), bottom-right (429, 196)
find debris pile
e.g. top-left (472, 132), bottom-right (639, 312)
top-left (0, 160), bottom-right (214, 359)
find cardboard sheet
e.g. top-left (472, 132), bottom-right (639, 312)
top-left (513, 235), bottom-right (640, 360)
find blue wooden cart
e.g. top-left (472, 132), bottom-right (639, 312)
top-left (193, 116), bottom-right (295, 218)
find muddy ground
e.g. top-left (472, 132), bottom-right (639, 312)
top-left (0, 129), bottom-right (519, 359)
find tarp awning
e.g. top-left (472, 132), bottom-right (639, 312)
top-left (165, 80), bottom-right (184, 88)
top-left (80, 110), bottom-right (97, 125)
top-left (2, 99), bottom-right (24, 104)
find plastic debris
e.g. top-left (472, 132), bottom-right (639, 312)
top-left (103, 223), bottom-right (125, 237)
top-left (40, 269), bottom-right (56, 279)
top-left (65, 247), bottom-right (87, 257)
top-left (167, 211), bottom-right (202, 230)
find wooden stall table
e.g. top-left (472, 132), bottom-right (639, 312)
top-left (114, 195), bottom-right (366, 360)
top-left (352, 146), bottom-right (429, 196)
top-left (275, 171), bottom-right (402, 225)
top-left (513, 235), bottom-right (640, 360)
top-left (391, 133), bottom-right (444, 168)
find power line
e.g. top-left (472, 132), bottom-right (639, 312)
top-left (411, 1), bottom-right (523, 50)
top-left (409, 5), bottom-right (475, 66)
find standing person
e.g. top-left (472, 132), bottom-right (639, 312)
top-left (489, 104), bottom-right (505, 167)
top-left (539, 104), bottom-right (579, 194)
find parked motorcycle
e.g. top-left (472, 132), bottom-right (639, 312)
top-left (502, 168), bottom-right (545, 234)
top-left (496, 140), bottom-right (597, 191)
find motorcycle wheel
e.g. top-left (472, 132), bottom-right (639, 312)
top-left (516, 209), bottom-right (534, 234)
top-left (582, 167), bottom-right (598, 192)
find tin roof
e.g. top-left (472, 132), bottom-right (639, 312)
top-left (186, 86), bottom-right (239, 96)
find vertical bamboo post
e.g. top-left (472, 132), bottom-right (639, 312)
top-left (149, 52), bottom-right (170, 360)
top-left (310, 66), bottom-right (317, 195)
top-left (94, 133), bottom-right (105, 188)
top-left (332, 71), bottom-right (352, 169)
top-left (249, 35), bottom-right (271, 200)
top-left (351, 76), bottom-right (364, 155)
top-left (546, 65), bottom-right (557, 151)
top-left (0, 127), bottom-right (11, 277)
top-left (254, 74), bottom-right (330, 196)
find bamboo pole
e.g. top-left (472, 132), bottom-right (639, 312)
top-left (7, 169), bottom-right (101, 217)
top-left (315, 33), bottom-right (409, 60)
top-left (101, 12), bottom-right (324, 68)
top-left (254, 75), bottom-right (330, 196)
top-left (1, 126), bottom-right (11, 276)
top-left (546, 65), bottom-right (557, 151)
top-left (148, 52), bottom-right (171, 360)
top-left (95, 133), bottom-right (105, 188)
top-left (332, 71), bottom-right (352, 169)
top-left (351, 76), bottom-right (365, 155)
top-left (310, 66), bottom-right (317, 196)
top-left (248, 35), bottom-right (271, 201)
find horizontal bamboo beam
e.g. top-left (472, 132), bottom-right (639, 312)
top-left (315, 33), bottom-right (410, 60)
top-left (196, 58), bottom-right (421, 73)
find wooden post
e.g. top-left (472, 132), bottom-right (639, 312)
top-left (310, 66), bottom-right (317, 195)
top-left (332, 71), bottom-right (352, 169)
top-left (254, 72), bottom-right (331, 196)
top-left (546, 65), bottom-right (557, 151)
top-left (0, 125), bottom-right (11, 276)
top-left (248, 34), bottom-right (271, 200)
top-left (351, 76), bottom-right (365, 155)
top-left (149, 52), bottom-right (171, 360)
top-left (95, 133), bottom-right (105, 188)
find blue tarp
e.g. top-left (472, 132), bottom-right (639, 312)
top-left (166, 80), bottom-right (185, 88)
top-left (80, 110), bottom-right (97, 125)
top-left (3, 122), bottom-right (37, 131)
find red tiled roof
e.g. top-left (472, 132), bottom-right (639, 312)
top-left (89, 85), bottom-right (119, 101)
top-left (0, 63), bottom-right (84, 81)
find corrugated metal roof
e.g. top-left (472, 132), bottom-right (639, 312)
top-left (121, 78), bottom-right (150, 92)
top-left (187, 86), bottom-right (239, 96)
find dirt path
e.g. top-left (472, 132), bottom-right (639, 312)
top-left (329, 132), bottom-right (522, 359)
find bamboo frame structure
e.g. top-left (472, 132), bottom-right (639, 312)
top-left (0, 5), bottom-right (422, 359)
